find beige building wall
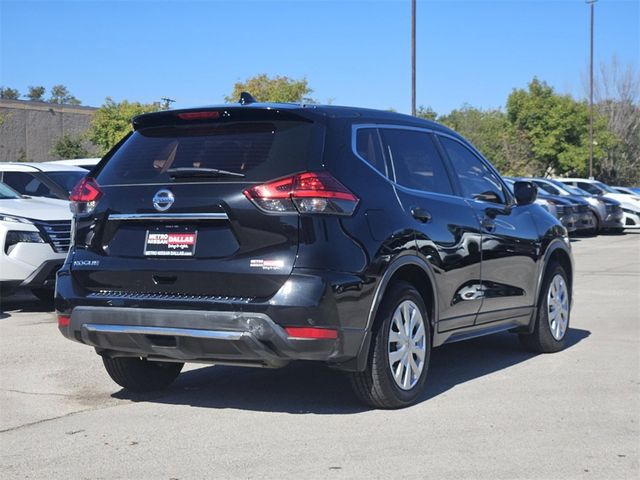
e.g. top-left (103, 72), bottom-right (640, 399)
top-left (0, 99), bottom-right (98, 162)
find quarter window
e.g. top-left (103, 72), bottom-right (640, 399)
top-left (355, 128), bottom-right (386, 176)
top-left (439, 137), bottom-right (506, 204)
top-left (380, 129), bottom-right (453, 195)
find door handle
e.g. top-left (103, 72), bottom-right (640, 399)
top-left (411, 207), bottom-right (432, 223)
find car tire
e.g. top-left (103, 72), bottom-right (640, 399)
top-left (519, 262), bottom-right (570, 353)
top-left (102, 357), bottom-right (183, 392)
top-left (350, 281), bottom-right (431, 409)
top-left (30, 288), bottom-right (53, 303)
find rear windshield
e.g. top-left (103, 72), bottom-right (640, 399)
top-left (96, 120), bottom-right (317, 185)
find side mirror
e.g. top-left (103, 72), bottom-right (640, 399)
top-left (513, 181), bottom-right (538, 205)
top-left (474, 191), bottom-right (503, 203)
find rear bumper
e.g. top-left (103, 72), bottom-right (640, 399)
top-left (55, 268), bottom-right (369, 368)
top-left (60, 306), bottom-right (340, 368)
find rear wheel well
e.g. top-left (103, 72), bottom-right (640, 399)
top-left (381, 265), bottom-right (436, 332)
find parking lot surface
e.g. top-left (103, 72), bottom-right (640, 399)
top-left (1, 232), bottom-right (638, 479)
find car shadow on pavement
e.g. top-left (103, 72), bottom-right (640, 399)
top-left (419, 327), bottom-right (590, 402)
top-left (0, 295), bottom-right (54, 316)
top-left (113, 328), bottom-right (590, 414)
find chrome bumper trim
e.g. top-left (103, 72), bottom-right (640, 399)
top-left (108, 213), bottom-right (228, 221)
top-left (82, 324), bottom-right (244, 340)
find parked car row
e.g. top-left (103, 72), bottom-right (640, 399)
top-left (504, 176), bottom-right (640, 235)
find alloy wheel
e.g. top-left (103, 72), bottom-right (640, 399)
top-left (547, 274), bottom-right (569, 340)
top-left (388, 300), bottom-right (427, 390)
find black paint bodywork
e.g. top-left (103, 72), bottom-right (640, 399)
top-left (56, 103), bottom-right (573, 371)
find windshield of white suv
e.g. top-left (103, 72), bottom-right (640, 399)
top-left (565, 185), bottom-right (591, 196)
top-left (0, 182), bottom-right (21, 199)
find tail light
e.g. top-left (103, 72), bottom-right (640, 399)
top-left (244, 172), bottom-right (359, 216)
top-left (69, 177), bottom-right (102, 215)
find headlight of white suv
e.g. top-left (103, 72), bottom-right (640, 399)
top-left (4, 230), bottom-right (46, 254)
top-left (0, 215), bottom-right (34, 224)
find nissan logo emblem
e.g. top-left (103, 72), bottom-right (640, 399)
top-left (152, 189), bottom-right (175, 212)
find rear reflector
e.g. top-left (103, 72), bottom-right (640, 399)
top-left (244, 172), bottom-right (359, 216)
top-left (57, 315), bottom-right (71, 327)
top-left (284, 327), bottom-right (338, 339)
top-left (177, 111), bottom-right (220, 120)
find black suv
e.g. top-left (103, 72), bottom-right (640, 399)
top-left (56, 99), bottom-right (573, 408)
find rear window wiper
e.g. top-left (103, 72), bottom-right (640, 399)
top-left (167, 167), bottom-right (245, 178)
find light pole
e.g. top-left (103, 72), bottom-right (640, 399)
top-left (586, 0), bottom-right (597, 180)
top-left (161, 97), bottom-right (176, 110)
top-left (411, 0), bottom-right (416, 116)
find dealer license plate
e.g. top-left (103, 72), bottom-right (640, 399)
top-left (144, 230), bottom-right (197, 257)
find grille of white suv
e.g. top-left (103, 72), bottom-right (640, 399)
top-left (33, 220), bottom-right (72, 253)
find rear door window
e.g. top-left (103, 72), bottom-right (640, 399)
top-left (380, 128), bottom-right (454, 195)
top-left (96, 119), bottom-right (318, 185)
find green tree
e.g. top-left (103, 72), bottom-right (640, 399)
top-left (592, 57), bottom-right (640, 184)
top-left (49, 84), bottom-right (81, 105)
top-left (0, 87), bottom-right (20, 100)
top-left (506, 78), bottom-right (613, 176)
top-left (49, 134), bottom-right (89, 159)
top-left (439, 105), bottom-right (536, 176)
top-left (26, 86), bottom-right (46, 102)
top-left (88, 97), bottom-right (161, 155)
top-left (415, 105), bottom-right (437, 121)
top-left (224, 74), bottom-right (313, 103)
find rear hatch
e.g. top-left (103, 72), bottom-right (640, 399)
top-left (70, 107), bottom-right (324, 300)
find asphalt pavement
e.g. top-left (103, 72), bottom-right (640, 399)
top-left (1, 231), bottom-right (638, 479)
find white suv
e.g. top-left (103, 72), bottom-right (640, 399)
top-left (0, 182), bottom-right (72, 301)
top-left (0, 162), bottom-right (87, 200)
top-left (556, 178), bottom-right (640, 229)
